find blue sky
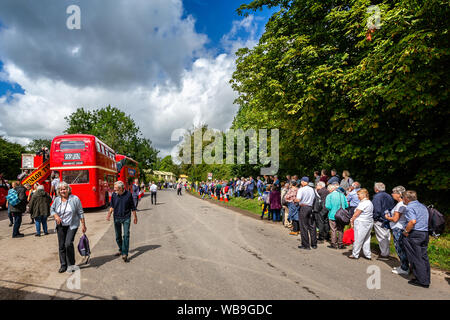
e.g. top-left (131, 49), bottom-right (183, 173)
top-left (182, 0), bottom-right (276, 51)
top-left (0, 0), bottom-right (277, 151)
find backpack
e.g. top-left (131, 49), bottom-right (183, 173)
top-left (312, 191), bottom-right (323, 214)
top-left (77, 233), bottom-right (91, 258)
top-left (427, 205), bottom-right (446, 237)
top-left (6, 189), bottom-right (20, 207)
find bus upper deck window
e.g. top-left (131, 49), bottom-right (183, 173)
top-left (60, 141), bottom-right (86, 150)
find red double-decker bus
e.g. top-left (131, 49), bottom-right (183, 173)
top-left (50, 134), bottom-right (117, 208)
top-left (115, 154), bottom-right (139, 192)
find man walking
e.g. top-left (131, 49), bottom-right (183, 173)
top-left (295, 177), bottom-right (317, 250)
top-left (177, 182), bottom-right (182, 196)
top-left (107, 181), bottom-right (137, 262)
top-left (132, 179), bottom-right (140, 210)
top-left (402, 190), bottom-right (430, 288)
top-left (150, 181), bottom-right (157, 205)
top-left (10, 181), bottom-right (29, 238)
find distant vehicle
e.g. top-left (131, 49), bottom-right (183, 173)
top-left (0, 179), bottom-right (8, 209)
top-left (115, 154), bottom-right (139, 192)
top-left (50, 134), bottom-right (117, 208)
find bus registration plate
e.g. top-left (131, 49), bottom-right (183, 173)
top-left (64, 153), bottom-right (81, 160)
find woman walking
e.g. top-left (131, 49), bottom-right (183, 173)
top-left (349, 188), bottom-right (374, 260)
top-left (50, 181), bottom-right (87, 273)
top-left (28, 185), bottom-right (52, 236)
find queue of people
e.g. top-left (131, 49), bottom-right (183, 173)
top-left (192, 170), bottom-right (435, 288)
top-left (1, 168), bottom-right (437, 288)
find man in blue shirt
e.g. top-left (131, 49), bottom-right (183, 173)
top-left (327, 169), bottom-right (340, 185)
top-left (246, 177), bottom-right (255, 199)
top-left (107, 181), bottom-right (137, 262)
top-left (346, 182), bottom-right (361, 216)
top-left (402, 190), bottom-right (430, 288)
top-left (256, 177), bottom-right (264, 197)
top-left (372, 182), bottom-right (395, 260)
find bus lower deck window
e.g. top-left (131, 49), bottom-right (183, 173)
top-left (62, 170), bottom-right (89, 184)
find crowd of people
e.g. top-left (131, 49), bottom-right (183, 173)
top-left (193, 169), bottom-right (434, 288)
top-left (0, 166), bottom-right (438, 288)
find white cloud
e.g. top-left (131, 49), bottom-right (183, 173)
top-left (0, 0), bottom-right (264, 157)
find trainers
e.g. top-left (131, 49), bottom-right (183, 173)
top-left (377, 255), bottom-right (390, 261)
top-left (392, 267), bottom-right (409, 275)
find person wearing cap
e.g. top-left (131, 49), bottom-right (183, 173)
top-left (294, 177), bottom-right (317, 250)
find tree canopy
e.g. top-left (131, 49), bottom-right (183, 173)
top-left (0, 137), bottom-right (26, 180)
top-left (231, 0), bottom-right (449, 208)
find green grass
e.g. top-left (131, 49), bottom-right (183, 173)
top-left (190, 189), bottom-right (263, 216)
top-left (191, 189), bottom-right (450, 271)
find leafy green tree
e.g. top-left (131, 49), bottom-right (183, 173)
top-left (156, 155), bottom-right (180, 176)
top-left (64, 105), bottom-right (159, 170)
top-left (0, 137), bottom-right (26, 179)
top-left (231, 0), bottom-right (449, 209)
top-left (25, 138), bottom-right (52, 153)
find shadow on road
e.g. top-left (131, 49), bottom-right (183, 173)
top-left (0, 280), bottom-right (107, 300)
top-left (128, 244), bottom-right (161, 262)
top-left (80, 244), bottom-right (161, 268)
top-left (0, 285), bottom-right (64, 300)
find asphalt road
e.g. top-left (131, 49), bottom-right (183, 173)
top-left (52, 189), bottom-right (450, 300)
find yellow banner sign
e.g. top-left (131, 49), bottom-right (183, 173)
top-left (22, 161), bottom-right (51, 186)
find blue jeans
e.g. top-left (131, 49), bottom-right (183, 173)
top-left (272, 209), bottom-right (281, 221)
top-left (257, 187), bottom-right (263, 197)
top-left (392, 228), bottom-right (409, 271)
top-left (114, 218), bottom-right (131, 256)
top-left (8, 206), bottom-right (13, 224)
top-left (12, 212), bottom-right (22, 237)
top-left (35, 216), bottom-right (48, 235)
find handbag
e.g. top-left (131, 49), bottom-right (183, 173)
top-left (335, 195), bottom-right (352, 225)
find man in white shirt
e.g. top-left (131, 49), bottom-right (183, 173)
top-left (150, 181), bottom-right (158, 205)
top-left (295, 176), bottom-right (317, 250)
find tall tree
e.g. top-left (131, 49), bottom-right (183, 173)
top-left (25, 138), bottom-right (52, 153)
top-left (0, 136), bottom-right (26, 179)
top-left (64, 105), bottom-right (159, 170)
top-left (232, 0), bottom-right (449, 208)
